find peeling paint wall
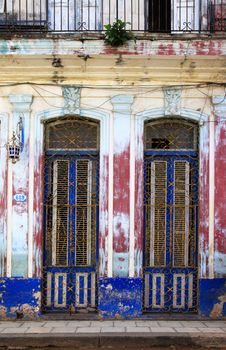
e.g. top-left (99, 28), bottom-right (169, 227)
top-left (213, 97), bottom-right (226, 278)
top-left (199, 116), bottom-right (210, 278)
top-left (0, 278), bottom-right (41, 319)
top-left (99, 278), bottom-right (143, 319)
top-left (0, 36), bottom-right (225, 318)
top-left (200, 279), bottom-right (226, 318)
top-left (111, 96), bottom-right (133, 277)
top-left (0, 113), bottom-right (8, 277)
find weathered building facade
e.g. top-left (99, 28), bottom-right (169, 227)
top-left (0, 0), bottom-right (226, 319)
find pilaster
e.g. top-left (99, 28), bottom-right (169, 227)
top-left (111, 95), bottom-right (134, 277)
top-left (8, 95), bottom-right (33, 278)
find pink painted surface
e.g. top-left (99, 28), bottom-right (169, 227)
top-left (102, 40), bottom-right (224, 57)
top-left (214, 119), bottom-right (226, 263)
top-left (199, 122), bottom-right (209, 278)
top-left (99, 155), bottom-right (109, 276)
top-left (33, 152), bottom-right (44, 278)
top-left (134, 130), bottom-right (144, 277)
top-left (113, 146), bottom-right (130, 253)
top-left (1, 39), bottom-right (225, 58)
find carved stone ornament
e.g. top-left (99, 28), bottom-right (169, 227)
top-left (63, 86), bottom-right (81, 115)
top-left (163, 87), bottom-right (182, 115)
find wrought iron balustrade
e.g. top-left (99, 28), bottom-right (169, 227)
top-left (0, 0), bottom-right (225, 34)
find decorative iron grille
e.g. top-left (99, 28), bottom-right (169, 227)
top-left (42, 117), bottom-right (99, 313)
top-left (0, 0), bottom-right (225, 33)
top-left (144, 118), bottom-right (199, 313)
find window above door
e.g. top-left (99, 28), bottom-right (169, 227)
top-left (45, 118), bottom-right (100, 152)
top-left (144, 119), bottom-right (198, 151)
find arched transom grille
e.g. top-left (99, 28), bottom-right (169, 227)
top-left (144, 119), bottom-right (198, 151)
top-left (45, 118), bottom-right (99, 151)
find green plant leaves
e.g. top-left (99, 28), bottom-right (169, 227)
top-left (104, 19), bottom-right (133, 47)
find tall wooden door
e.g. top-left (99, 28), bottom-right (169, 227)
top-left (42, 118), bottom-right (99, 313)
top-left (143, 119), bottom-right (199, 313)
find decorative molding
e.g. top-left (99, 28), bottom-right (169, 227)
top-left (163, 87), bottom-right (182, 115)
top-left (9, 95), bottom-right (33, 113)
top-left (111, 95), bottom-right (134, 112)
top-left (36, 107), bottom-right (110, 277)
top-left (63, 86), bottom-right (81, 115)
top-left (137, 108), bottom-right (208, 124)
top-left (212, 96), bottom-right (226, 117)
top-left (134, 107), bottom-right (209, 278)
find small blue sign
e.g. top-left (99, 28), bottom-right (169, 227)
top-left (14, 193), bottom-right (27, 202)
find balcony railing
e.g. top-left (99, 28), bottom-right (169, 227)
top-left (0, 0), bottom-right (225, 34)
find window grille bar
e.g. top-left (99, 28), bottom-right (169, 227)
top-left (0, 0), bottom-right (224, 33)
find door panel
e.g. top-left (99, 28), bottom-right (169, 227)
top-left (43, 155), bottom-right (98, 313)
top-left (144, 155), bottom-right (198, 312)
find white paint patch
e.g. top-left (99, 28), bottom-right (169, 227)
top-left (6, 112), bottom-right (13, 277)
top-left (199, 234), bottom-right (208, 278)
top-left (108, 113), bottom-right (114, 278)
top-left (28, 111), bottom-right (35, 278)
top-left (0, 113), bottom-right (8, 276)
top-left (113, 252), bottom-right (129, 278)
top-left (135, 249), bottom-right (143, 277)
top-left (113, 115), bottom-right (130, 155)
top-left (113, 212), bottom-right (130, 240)
top-left (209, 112), bottom-right (215, 279)
top-left (214, 252), bottom-right (226, 275)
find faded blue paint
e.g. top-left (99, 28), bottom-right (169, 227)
top-left (12, 254), bottom-right (28, 278)
top-left (0, 40), bottom-right (8, 55)
top-left (9, 95), bottom-right (33, 278)
top-left (99, 278), bottom-right (143, 319)
top-left (0, 277), bottom-right (225, 319)
top-left (199, 278), bottom-right (226, 318)
top-left (0, 232), bottom-right (4, 276)
top-left (0, 278), bottom-right (41, 319)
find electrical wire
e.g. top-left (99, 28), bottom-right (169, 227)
top-left (0, 81), bottom-right (226, 122)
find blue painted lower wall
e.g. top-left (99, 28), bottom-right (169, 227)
top-left (199, 278), bottom-right (226, 318)
top-left (98, 278), bottom-right (143, 319)
top-left (0, 277), bottom-right (225, 319)
top-left (0, 278), bottom-right (41, 319)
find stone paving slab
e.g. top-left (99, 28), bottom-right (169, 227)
top-left (0, 320), bottom-right (226, 332)
top-left (0, 319), bottom-right (225, 349)
top-left (76, 327), bottom-right (102, 333)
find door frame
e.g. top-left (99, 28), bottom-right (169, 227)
top-left (32, 107), bottom-right (110, 312)
top-left (134, 108), bottom-right (209, 286)
top-left (143, 151), bottom-right (199, 312)
top-left (42, 138), bottom-right (100, 312)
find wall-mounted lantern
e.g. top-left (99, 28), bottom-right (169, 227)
top-left (7, 116), bottom-right (23, 163)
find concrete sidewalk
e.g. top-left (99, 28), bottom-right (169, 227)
top-left (0, 320), bottom-right (226, 348)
